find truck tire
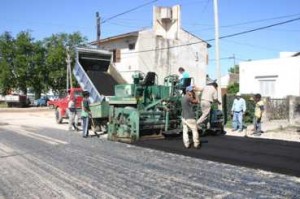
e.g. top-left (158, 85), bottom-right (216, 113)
top-left (55, 108), bottom-right (63, 124)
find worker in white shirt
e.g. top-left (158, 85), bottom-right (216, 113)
top-left (231, 92), bottom-right (246, 132)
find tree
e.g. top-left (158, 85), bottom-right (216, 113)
top-left (227, 64), bottom-right (239, 94)
top-left (228, 64), bottom-right (239, 74)
top-left (227, 82), bottom-right (239, 94)
top-left (0, 31), bottom-right (47, 97)
top-left (27, 41), bottom-right (47, 98)
top-left (14, 31), bottom-right (38, 94)
top-left (43, 32), bottom-right (87, 93)
top-left (0, 32), bottom-right (17, 94)
top-left (0, 31), bottom-right (87, 97)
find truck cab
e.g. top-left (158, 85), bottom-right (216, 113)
top-left (49, 87), bottom-right (83, 123)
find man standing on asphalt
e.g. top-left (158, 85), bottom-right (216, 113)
top-left (181, 85), bottom-right (200, 149)
top-left (197, 81), bottom-right (221, 129)
top-left (67, 95), bottom-right (78, 131)
top-left (253, 93), bottom-right (264, 135)
top-left (231, 92), bottom-right (246, 132)
top-left (81, 91), bottom-right (91, 138)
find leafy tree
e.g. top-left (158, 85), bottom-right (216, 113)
top-left (228, 64), bottom-right (239, 74)
top-left (227, 82), bottom-right (239, 94)
top-left (14, 31), bottom-right (37, 94)
top-left (227, 64), bottom-right (239, 94)
top-left (43, 32), bottom-right (87, 93)
top-left (27, 41), bottom-right (47, 98)
top-left (0, 31), bottom-right (87, 97)
top-left (0, 31), bottom-right (47, 97)
top-left (0, 32), bottom-right (16, 94)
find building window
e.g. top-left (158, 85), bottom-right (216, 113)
top-left (128, 43), bottom-right (135, 50)
top-left (256, 75), bottom-right (278, 97)
top-left (259, 80), bottom-right (276, 97)
top-left (113, 49), bottom-right (121, 63)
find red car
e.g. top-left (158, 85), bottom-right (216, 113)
top-left (48, 88), bottom-right (83, 124)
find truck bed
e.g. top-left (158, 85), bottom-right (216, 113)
top-left (73, 47), bottom-right (126, 103)
top-left (86, 71), bottom-right (118, 96)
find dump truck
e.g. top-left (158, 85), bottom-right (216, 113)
top-left (73, 47), bottom-right (127, 133)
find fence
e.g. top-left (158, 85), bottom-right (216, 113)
top-left (265, 98), bottom-right (289, 120)
top-left (224, 95), bottom-right (299, 125)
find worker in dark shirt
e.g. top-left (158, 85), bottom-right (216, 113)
top-left (81, 91), bottom-right (91, 138)
top-left (181, 86), bottom-right (200, 149)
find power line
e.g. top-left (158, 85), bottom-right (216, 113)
top-left (220, 13), bottom-right (300, 28)
top-left (218, 16), bottom-right (300, 40)
top-left (184, 12), bottom-right (300, 32)
top-left (122, 16), bottom-right (300, 54)
top-left (101, 0), bottom-right (159, 24)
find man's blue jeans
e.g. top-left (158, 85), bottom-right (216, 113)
top-left (232, 111), bottom-right (243, 131)
top-left (254, 117), bottom-right (262, 133)
top-left (82, 116), bottom-right (89, 137)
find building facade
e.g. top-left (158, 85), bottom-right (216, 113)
top-left (91, 5), bottom-right (210, 87)
top-left (239, 52), bottom-right (300, 98)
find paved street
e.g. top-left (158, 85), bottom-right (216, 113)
top-left (0, 109), bottom-right (300, 198)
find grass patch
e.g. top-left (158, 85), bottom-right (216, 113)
top-left (0, 102), bottom-right (8, 108)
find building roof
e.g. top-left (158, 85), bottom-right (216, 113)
top-left (90, 28), bottom-right (211, 48)
top-left (90, 31), bottom-right (139, 45)
top-left (292, 52), bottom-right (300, 57)
top-left (181, 29), bottom-right (211, 48)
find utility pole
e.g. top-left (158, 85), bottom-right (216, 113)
top-left (96, 12), bottom-right (101, 47)
top-left (232, 54), bottom-right (236, 73)
top-left (213, 0), bottom-right (222, 110)
top-left (66, 47), bottom-right (72, 90)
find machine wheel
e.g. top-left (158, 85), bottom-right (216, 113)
top-left (55, 108), bottom-right (63, 124)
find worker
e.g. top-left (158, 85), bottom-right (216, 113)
top-left (81, 91), bottom-right (91, 138)
top-left (178, 67), bottom-right (190, 86)
top-left (253, 93), bottom-right (264, 136)
top-left (67, 95), bottom-right (78, 131)
top-left (181, 85), bottom-right (200, 149)
top-left (231, 92), bottom-right (246, 132)
top-left (197, 80), bottom-right (221, 129)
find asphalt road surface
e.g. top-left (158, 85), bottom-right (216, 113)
top-left (0, 110), bottom-right (300, 198)
top-left (135, 134), bottom-right (300, 177)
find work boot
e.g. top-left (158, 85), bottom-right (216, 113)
top-left (194, 143), bottom-right (201, 149)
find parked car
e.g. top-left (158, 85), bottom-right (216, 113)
top-left (35, 96), bottom-right (50, 107)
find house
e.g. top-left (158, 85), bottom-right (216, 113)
top-left (239, 52), bottom-right (300, 98)
top-left (91, 5), bottom-right (210, 87)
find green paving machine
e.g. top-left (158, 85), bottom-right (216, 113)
top-left (73, 47), bottom-right (225, 143)
top-left (107, 72), bottom-right (184, 142)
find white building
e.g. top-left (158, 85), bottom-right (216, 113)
top-left (91, 5), bottom-right (210, 87)
top-left (239, 52), bottom-right (300, 98)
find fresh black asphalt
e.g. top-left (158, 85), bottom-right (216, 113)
top-left (134, 134), bottom-right (300, 177)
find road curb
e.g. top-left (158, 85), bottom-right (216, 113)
top-left (0, 107), bottom-right (53, 113)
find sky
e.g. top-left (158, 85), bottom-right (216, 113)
top-left (1, 0), bottom-right (300, 79)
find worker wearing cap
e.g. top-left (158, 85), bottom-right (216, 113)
top-left (197, 80), bottom-right (221, 129)
top-left (231, 92), bottom-right (246, 132)
top-left (81, 91), bottom-right (91, 138)
top-left (181, 85), bottom-right (200, 149)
